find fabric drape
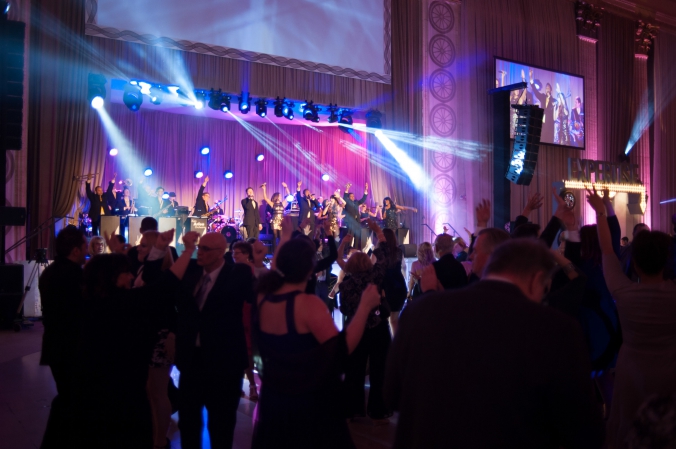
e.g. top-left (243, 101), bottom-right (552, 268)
top-left (457, 0), bottom-right (580, 226)
top-left (652, 29), bottom-right (676, 233)
top-left (27, 0), bottom-right (89, 257)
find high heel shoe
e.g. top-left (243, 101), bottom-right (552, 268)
top-left (249, 383), bottom-right (259, 401)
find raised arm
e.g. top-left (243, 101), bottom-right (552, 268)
top-left (356, 183), bottom-right (368, 205)
top-left (85, 177), bottom-right (93, 199)
top-left (260, 183), bottom-right (272, 205)
top-left (336, 234), bottom-right (353, 270)
top-left (367, 219), bottom-right (386, 243)
top-left (396, 205), bottom-right (418, 213)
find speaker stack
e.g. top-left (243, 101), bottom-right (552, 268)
top-left (506, 104), bottom-right (544, 186)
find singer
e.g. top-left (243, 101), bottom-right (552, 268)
top-left (241, 187), bottom-right (262, 239)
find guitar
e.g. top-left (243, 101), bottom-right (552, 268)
top-left (201, 197), bottom-right (227, 218)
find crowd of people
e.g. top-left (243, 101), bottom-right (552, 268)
top-left (37, 186), bottom-right (676, 449)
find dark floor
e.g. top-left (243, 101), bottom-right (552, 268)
top-left (0, 321), bottom-right (396, 449)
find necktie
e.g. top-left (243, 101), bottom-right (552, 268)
top-left (195, 274), bottom-right (211, 311)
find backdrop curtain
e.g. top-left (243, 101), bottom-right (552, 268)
top-left (457, 0), bottom-right (580, 227)
top-left (27, 0), bottom-right (88, 258)
top-left (652, 29), bottom-right (676, 233)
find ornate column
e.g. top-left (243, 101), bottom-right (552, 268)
top-left (632, 20), bottom-right (658, 228)
top-left (422, 0), bottom-right (463, 241)
top-left (575, 1), bottom-right (602, 225)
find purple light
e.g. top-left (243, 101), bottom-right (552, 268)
top-left (256, 154), bottom-right (265, 162)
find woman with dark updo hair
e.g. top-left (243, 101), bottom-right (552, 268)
top-left (251, 218), bottom-right (381, 449)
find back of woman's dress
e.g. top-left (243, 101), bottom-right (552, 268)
top-left (252, 291), bottom-right (355, 449)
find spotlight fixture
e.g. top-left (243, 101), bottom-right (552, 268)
top-left (256, 154), bottom-right (265, 162)
top-left (283, 102), bottom-right (294, 120)
top-left (143, 168), bottom-right (153, 177)
top-left (338, 109), bottom-right (353, 133)
top-left (123, 83), bottom-right (143, 111)
top-left (200, 146), bottom-right (210, 155)
top-left (255, 98), bottom-right (268, 118)
top-left (162, 192), bottom-right (170, 200)
top-left (138, 81), bottom-right (152, 95)
top-left (366, 109), bottom-right (382, 129)
top-left (224, 170), bottom-right (234, 179)
top-left (322, 174), bottom-right (330, 181)
top-left (274, 97), bottom-right (286, 117)
top-left (327, 104), bottom-right (338, 123)
top-left (239, 92), bottom-right (250, 114)
top-left (208, 90), bottom-right (222, 111)
top-left (3, 1), bottom-right (10, 15)
top-left (193, 91), bottom-right (206, 110)
top-left (109, 148), bottom-right (118, 156)
top-left (302, 101), bottom-right (320, 123)
top-left (149, 85), bottom-right (163, 105)
top-left (220, 94), bottom-right (231, 112)
top-left (194, 171), bottom-right (204, 179)
top-left (88, 73), bottom-right (106, 109)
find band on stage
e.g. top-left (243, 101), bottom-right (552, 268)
top-left (80, 173), bottom-right (418, 251)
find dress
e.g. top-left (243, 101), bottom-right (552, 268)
top-left (382, 207), bottom-right (398, 231)
top-left (252, 291), bottom-right (355, 449)
top-left (603, 254), bottom-right (676, 448)
top-left (270, 201), bottom-right (285, 231)
top-left (326, 203), bottom-right (340, 236)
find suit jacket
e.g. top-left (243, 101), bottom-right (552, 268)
top-left (175, 261), bottom-right (255, 373)
top-left (296, 190), bottom-right (319, 224)
top-left (385, 280), bottom-right (604, 449)
top-left (193, 184), bottom-right (208, 217)
top-left (342, 191), bottom-right (367, 228)
top-left (86, 181), bottom-right (114, 220)
top-left (241, 197), bottom-right (261, 228)
top-left (38, 257), bottom-right (84, 366)
top-left (114, 197), bottom-right (134, 215)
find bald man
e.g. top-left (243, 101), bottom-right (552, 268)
top-left (163, 232), bottom-right (255, 449)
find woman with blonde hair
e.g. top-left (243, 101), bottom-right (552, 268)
top-left (408, 242), bottom-right (436, 299)
top-left (88, 236), bottom-right (106, 258)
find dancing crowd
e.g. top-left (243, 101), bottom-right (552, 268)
top-left (37, 187), bottom-right (676, 449)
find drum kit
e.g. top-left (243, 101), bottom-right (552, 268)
top-left (209, 209), bottom-right (245, 243)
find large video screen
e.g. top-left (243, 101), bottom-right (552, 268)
top-left (495, 57), bottom-right (585, 149)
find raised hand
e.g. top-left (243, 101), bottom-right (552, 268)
top-left (204, 175), bottom-right (209, 184)
top-left (529, 67), bottom-right (533, 80)
top-left (297, 181), bottom-right (302, 187)
top-left (365, 182), bottom-right (368, 190)
top-left (156, 229), bottom-right (176, 251)
top-left (103, 230), bottom-right (120, 253)
top-left (443, 226), bottom-right (448, 234)
top-left (342, 234), bottom-right (354, 246)
top-left (475, 199), bottom-right (491, 227)
top-left (281, 182), bottom-right (288, 188)
top-left (182, 231), bottom-right (199, 254)
top-left (281, 216), bottom-right (295, 238)
top-left (299, 217), bottom-right (312, 230)
top-left (521, 69), bottom-right (525, 80)
top-left (366, 218), bottom-right (380, 232)
top-left (111, 172), bottom-right (117, 182)
top-left (586, 186), bottom-right (606, 215)
top-left (522, 192), bottom-right (544, 216)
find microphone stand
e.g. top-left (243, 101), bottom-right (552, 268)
top-left (443, 223), bottom-right (460, 237)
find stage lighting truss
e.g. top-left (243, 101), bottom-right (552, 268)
top-left (302, 101), bottom-right (320, 123)
top-left (87, 73), bottom-right (107, 109)
top-left (255, 98), bottom-right (268, 118)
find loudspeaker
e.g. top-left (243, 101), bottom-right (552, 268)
top-left (0, 20), bottom-right (25, 151)
top-left (100, 216), bottom-right (121, 239)
top-left (0, 264), bottom-right (24, 328)
top-left (506, 104), bottom-right (544, 186)
top-left (0, 206), bottom-right (26, 226)
top-left (397, 228), bottom-right (410, 245)
top-left (627, 193), bottom-right (645, 215)
top-left (186, 217), bottom-right (208, 237)
top-left (399, 243), bottom-right (417, 258)
top-left (158, 217), bottom-right (178, 247)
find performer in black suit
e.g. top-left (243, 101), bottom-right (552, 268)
top-left (85, 173), bottom-right (116, 236)
top-left (192, 176), bottom-right (211, 217)
top-left (343, 182), bottom-right (368, 249)
top-left (38, 226), bottom-right (88, 448)
top-left (241, 187), bottom-right (262, 239)
top-left (296, 181), bottom-right (320, 236)
top-left (528, 68), bottom-right (556, 143)
top-left (386, 238), bottom-right (604, 448)
top-left (169, 232), bottom-right (255, 449)
top-left (151, 186), bottom-right (173, 218)
top-left (570, 96), bottom-right (585, 147)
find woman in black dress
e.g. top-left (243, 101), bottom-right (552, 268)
top-left (252, 222), bottom-right (381, 449)
top-left (378, 197), bottom-right (417, 231)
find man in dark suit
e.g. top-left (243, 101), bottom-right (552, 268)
top-left (343, 182), bottom-right (368, 249)
top-left (192, 176), bottom-right (211, 217)
top-left (386, 239), bottom-right (604, 449)
top-left (241, 187), bottom-right (261, 239)
top-left (169, 231), bottom-right (255, 449)
top-left (38, 226), bottom-right (88, 448)
top-left (295, 181), bottom-right (320, 236)
top-left (528, 68), bottom-right (556, 143)
top-left (85, 173), bottom-right (116, 235)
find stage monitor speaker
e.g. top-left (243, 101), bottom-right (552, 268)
top-left (158, 217), bottom-right (178, 247)
top-left (128, 216), bottom-right (145, 246)
top-left (0, 264), bottom-right (24, 328)
top-left (0, 206), bottom-right (26, 226)
top-left (399, 243), bottom-right (417, 258)
top-left (186, 217), bottom-right (208, 237)
top-left (627, 193), bottom-right (645, 215)
top-left (397, 228), bottom-right (410, 245)
top-left (0, 20), bottom-right (25, 151)
top-left (100, 216), bottom-right (120, 239)
top-left (506, 104), bottom-right (544, 186)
